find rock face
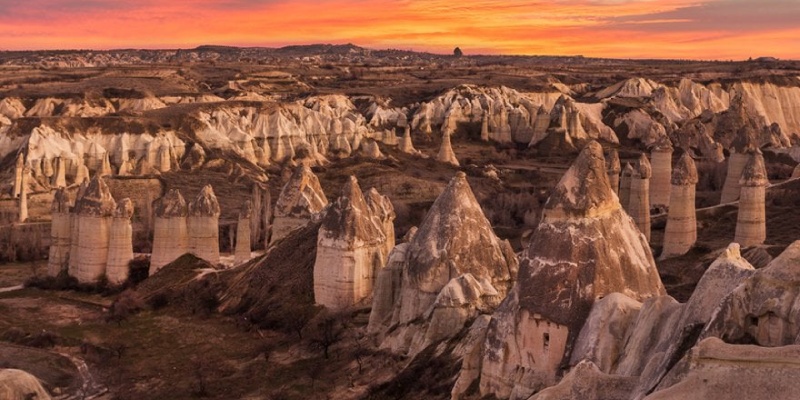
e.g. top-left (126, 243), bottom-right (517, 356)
top-left (649, 138), bottom-right (673, 207)
top-left (661, 153), bottom-right (699, 259)
top-left (271, 165), bottom-right (328, 244)
top-left (313, 177), bottom-right (393, 310)
top-left (0, 369), bottom-right (52, 400)
top-left (150, 189), bottom-right (189, 275)
top-left (71, 176), bottom-right (116, 283)
top-left (47, 188), bottom-right (71, 276)
top-left (620, 163), bottom-right (633, 212)
top-left (436, 131), bottom-right (460, 166)
top-left (187, 185), bottom-right (221, 265)
top-left (479, 141), bottom-right (665, 399)
top-left (235, 200), bottom-right (252, 265)
top-left (733, 152), bottom-right (767, 248)
top-left (13, 153), bottom-right (23, 198)
top-left (606, 149), bottom-right (621, 194)
top-left (106, 198), bottom-right (134, 284)
top-left (720, 150), bottom-right (751, 204)
top-left (18, 167), bottom-right (28, 222)
top-left (628, 154), bottom-right (652, 241)
top-left (398, 126), bottom-right (420, 155)
top-left (372, 172), bottom-right (518, 357)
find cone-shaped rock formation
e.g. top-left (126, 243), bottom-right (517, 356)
top-left (150, 189), bottom-right (189, 274)
top-left (271, 165), bottom-right (328, 243)
top-left (188, 185), bottom-right (221, 264)
top-left (734, 151), bottom-right (768, 247)
top-left (661, 153), bottom-right (699, 259)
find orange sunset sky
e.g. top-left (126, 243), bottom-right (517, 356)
top-left (1, 0), bottom-right (799, 60)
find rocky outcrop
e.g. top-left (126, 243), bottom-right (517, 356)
top-left (436, 131), bottom-right (459, 166)
top-left (733, 151), bottom-right (768, 248)
top-left (398, 126), bottom-right (420, 155)
top-left (313, 177), bottom-right (390, 310)
top-left (0, 369), bottom-right (52, 400)
top-left (235, 200), bottom-right (252, 265)
top-left (479, 141), bottom-right (664, 399)
top-left (150, 189), bottom-right (189, 275)
top-left (47, 188), bottom-right (71, 276)
top-left (629, 154), bottom-right (652, 241)
top-left (620, 163), bottom-right (633, 212)
top-left (71, 176), bottom-right (116, 283)
top-left (649, 138), bottom-right (673, 207)
top-left (271, 165), bottom-right (328, 244)
top-left (720, 150), bottom-right (751, 204)
top-left (373, 172), bottom-right (518, 357)
top-left (606, 149), bottom-right (621, 194)
top-left (661, 153), bottom-right (698, 259)
top-left (18, 167), bottom-right (28, 223)
top-left (187, 185), bottom-right (221, 265)
top-left (106, 198), bottom-right (134, 284)
top-left (13, 153), bottom-right (23, 198)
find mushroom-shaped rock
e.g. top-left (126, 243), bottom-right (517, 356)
top-left (314, 176), bottom-right (388, 310)
top-left (72, 176), bottom-right (116, 283)
top-left (188, 185), bottom-right (221, 264)
top-left (661, 153), bottom-right (699, 259)
top-left (479, 141), bottom-right (665, 399)
top-left (107, 198), bottom-right (134, 284)
top-left (150, 189), bottom-right (189, 274)
top-left (649, 137), bottom-right (674, 207)
top-left (271, 165), bottom-right (328, 244)
top-left (734, 151), bottom-right (767, 248)
top-left (47, 187), bottom-right (71, 276)
top-left (629, 153), bottom-right (652, 241)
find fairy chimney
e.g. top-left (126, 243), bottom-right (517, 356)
top-left (150, 189), bottom-right (189, 274)
top-left (188, 185), bottom-right (221, 264)
top-left (106, 199), bottom-right (134, 285)
top-left (734, 152), bottom-right (768, 247)
top-left (661, 153), bottom-right (699, 259)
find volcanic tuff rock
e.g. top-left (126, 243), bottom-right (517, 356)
top-left (620, 162), bottom-right (633, 212)
top-left (373, 172), bottom-right (518, 357)
top-left (436, 131), bottom-right (460, 166)
top-left (47, 188), bottom-right (71, 276)
top-left (314, 177), bottom-right (392, 309)
top-left (72, 176), bottom-right (117, 283)
top-left (150, 189), bottom-right (189, 274)
top-left (107, 198), bottom-right (135, 284)
top-left (661, 153), bottom-right (699, 259)
top-left (0, 369), bottom-right (52, 400)
top-left (478, 141), bottom-right (665, 399)
top-left (271, 164), bottom-right (328, 243)
top-left (734, 151), bottom-right (768, 247)
top-left (606, 148), bottom-right (621, 194)
top-left (188, 185), bottom-right (221, 264)
top-left (649, 137), bottom-right (673, 207)
top-left (628, 154), bottom-right (652, 241)
top-left (235, 200), bottom-right (252, 265)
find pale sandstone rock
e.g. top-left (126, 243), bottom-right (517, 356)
top-left (52, 156), bottom-right (66, 187)
top-left (150, 189), bottom-right (189, 274)
top-left (0, 369), bottom-right (52, 400)
top-left (72, 176), bottom-right (116, 283)
top-left (606, 149), bottom-right (621, 194)
top-left (529, 360), bottom-right (638, 400)
top-left (661, 153), bottom-right (699, 259)
top-left (314, 177), bottom-right (388, 310)
top-left (376, 172), bottom-right (517, 357)
top-left (13, 153), bottom-right (23, 198)
top-left (360, 139), bottom-right (385, 160)
top-left (451, 315), bottom-right (493, 400)
top-left (620, 163), bottom-right (633, 212)
top-left (106, 198), bottom-right (134, 285)
top-left (649, 138), bottom-right (673, 207)
top-left (734, 151), bottom-right (768, 247)
top-left (18, 167), bottom-right (28, 223)
top-left (271, 165), bottom-right (328, 244)
top-left (365, 187), bottom-right (396, 259)
top-left (437, 131), bottom-right (459, 166)
top-left (47, 188), bottom-right (71, 276)
top-left (74, 163), bottom-right (90, 184)
top-left (235, 200), bottom-right (252, 265)
top-left (719, 150), bottom-right (750, 204)
top-left (479, 141), bottom-right (664, 399)
top-left (188, 185), bottom-right (221, 265)
top-left (628, 154), bottom-right (652, 241)
top-left (792, 163), bottom-right (800, 178)
top-left (398, 126), bottom-right (420, 155)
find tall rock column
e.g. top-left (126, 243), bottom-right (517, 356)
top-left (150, 189), bottom-right (189, 275)
top-left (72, 176), bottom-right (116, 283)
top-left (53, 157), bottom-right (66, 188)
top-left (661, 153), bottom-right (699, 259)
top-left (734, 152), bottom-right (768, 247)
top-left (720, 149), bottom-right (751, 204)
top-left (606, 149), bottom-right (621, 194)
top-left (13, 153), bottom-right (24, 198)
top-left (271, 165), bottom-right (328, 244)
top-left (437, 131), bottom-right (460, 166)
top-left (235, 200), bottom-right (252, 265)
top-left (18, 167), bottom-right (29, 223)
top-left (649, 138), bottom-right (673, 207)
top-left (188, 185), bottom-right (221, 264)
top-left (68, 180), bottom-right (89, 275)
top-left (620, 163), bottom-right (633, 212)
top-left (314, 176), bottom-right (388, 310)
top-left (106, 199), bottom-right (134, 285)
top-left (629, 154), bottom-right (652, 241)
top-left (47, 188), bottom-right (71, 277)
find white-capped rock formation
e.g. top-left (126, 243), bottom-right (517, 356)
top-left (478, 141), bottom-right (665, 399)
top-left (436, 131), bottom-right (460, 167)
top-left (271, 165), bottom-right (328, 244)
top-left (235, 200), bottom-right (252, 265)
top-left (187, 185), bottom-right (221, 265)
top-left (649, 138), bottom-right (673, 207)
top-left (313, 177), bottom-right (390, 310)
top-left (71, 176), bottom-right (116, 283)
top-left (372, 172), bottom-right (518, 357)
top-left (734, 151), bottom-right (768, 247)
top-left (606, 148), bottom-right (621, 194)
top-left (47, 188), bottom-right (71, 276)
top-left (150, 189), bottom-right (189, 274)
top-left (661, 153), bottom-right (699, 259)
top-left (106, 198), bottom-right (134, 285)
top-left (629, 154), bottom-right (652, 241)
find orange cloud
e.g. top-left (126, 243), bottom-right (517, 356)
top-left (0, 0), bottom-right (797, 60)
